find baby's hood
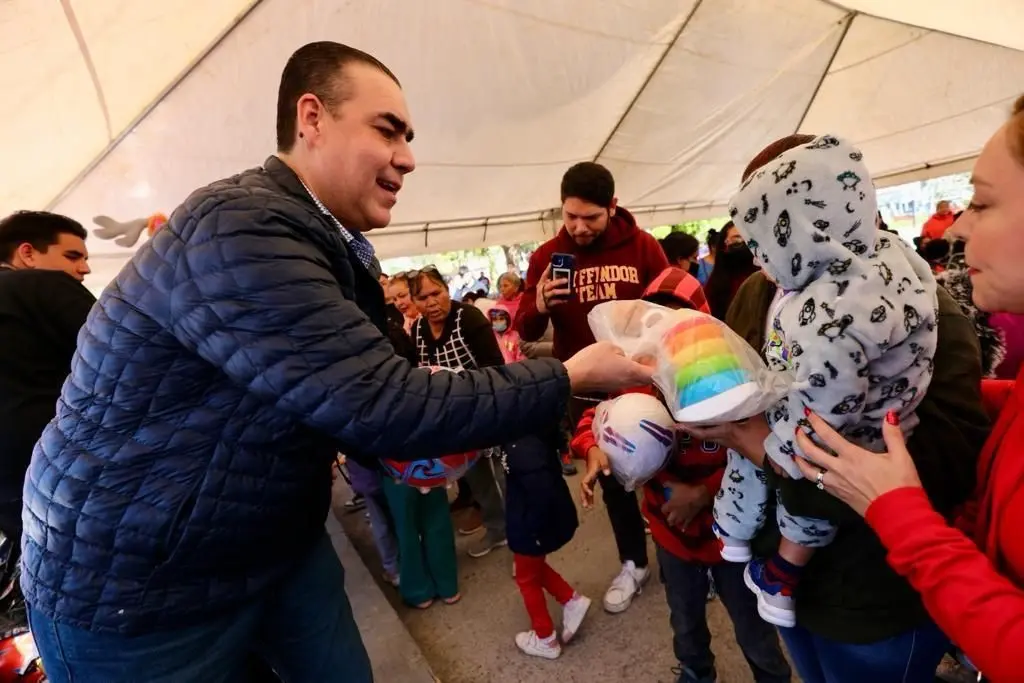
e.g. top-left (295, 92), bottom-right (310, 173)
top-left (729, 134), bottom-right (881, 292)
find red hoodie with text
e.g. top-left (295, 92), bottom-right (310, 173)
top-left (518, 207), bottom-right (669, 361)
top-left (570, 268), bottom-right (726, 565)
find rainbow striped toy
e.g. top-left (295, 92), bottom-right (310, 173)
top-left (660, 315), bottom-right (759, 423)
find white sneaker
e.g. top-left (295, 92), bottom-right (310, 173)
top-left (712, 522), bottom-right (752, 563)
top-left (515, 630), bottom-right (561, 659)
top-left (561, 593), bottom-right (592, 644)
top-left (603, 561), bottom-right (650, 614)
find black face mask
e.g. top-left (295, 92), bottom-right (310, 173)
top-left (718, 242), bottom-right (755, 270)
top-left (687, 261), bottom-right (700, 278)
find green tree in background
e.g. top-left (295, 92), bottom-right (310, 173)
top-left (649, 217), bottom-right (729, 244)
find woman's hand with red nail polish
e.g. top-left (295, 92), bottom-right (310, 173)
top-left (792, 411), bottom-right (922, 516)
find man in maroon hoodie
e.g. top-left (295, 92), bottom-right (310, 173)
top-left (518, 162), bottom-right (668, 615)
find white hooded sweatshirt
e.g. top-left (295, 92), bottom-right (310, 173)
top-left (729, 134), bottom-right (938, 478)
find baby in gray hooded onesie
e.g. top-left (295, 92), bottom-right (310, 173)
top-left (711, 134), bottom-right (938, 628)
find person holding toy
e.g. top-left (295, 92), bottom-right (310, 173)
top-left (708, 135), bottom-right (939, 631)
top-left (575, 267), bottom-right (791, 683)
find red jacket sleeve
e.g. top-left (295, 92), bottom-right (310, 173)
top-left (517, 247), bottom-right (550, 343)
top-left (956, 380), bottom-right (1014, 537)
top-left (570, 405), bottom-right (598, 460)
top-left (866, 487), bottom-right (1024, 682)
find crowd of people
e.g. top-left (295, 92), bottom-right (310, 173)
top-left (0, 39), bottom-right (1023, 683)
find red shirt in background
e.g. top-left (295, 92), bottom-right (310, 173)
top-left (920, 212), bottom-right (956, 241)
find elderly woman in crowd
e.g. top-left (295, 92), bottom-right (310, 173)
top-left (407, 267), bottom-right (511, 559)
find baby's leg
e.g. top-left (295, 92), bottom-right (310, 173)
top-left (778, 536), bottom-right (815, 567)
top-left (777, 504), bottom-right (838, 550)
top-left (712, 449), bottom-right (770, 562)
top-left (745, 502), bottom-right (837, 628)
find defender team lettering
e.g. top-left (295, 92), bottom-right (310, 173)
top-left (574, 265), bottom-right (641, 303)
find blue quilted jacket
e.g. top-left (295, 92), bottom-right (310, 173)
top-left (21, 157), bottom-right (570, 634)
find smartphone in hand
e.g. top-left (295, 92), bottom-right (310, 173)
top-left (550, 252), bottom-right (576, 297)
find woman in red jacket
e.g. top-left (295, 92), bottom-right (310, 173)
top-left (792, 95), bottom-right (1024, 683)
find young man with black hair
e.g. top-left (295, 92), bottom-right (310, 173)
top-left (518, 162), bottom-right (669, 615)
top-left (660, 232), bottom-right (701, 278)
top-left (0, 211), bottom-right (94, 542)
top-left (20, 42), bottom-right (648, 682)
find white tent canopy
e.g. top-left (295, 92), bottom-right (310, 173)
top-left (3, 0), bottom-right (1023, 289)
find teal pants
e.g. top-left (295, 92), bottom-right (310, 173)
top-left (381, 479), bottom-right (459, 605)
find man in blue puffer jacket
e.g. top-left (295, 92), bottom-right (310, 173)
top-left (20, 42), bottom-right (649, 683)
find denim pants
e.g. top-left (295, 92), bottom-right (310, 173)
top-left (656, 545), bottom-right (791, 683)
top-left (780, 621), bottom-right (949, 683)
top-left (346, 461), bottom-right (399, 577)
top-left (27, 534), bottom-right (373, 683)
top-left (364, 492), bottom-right (399, 576)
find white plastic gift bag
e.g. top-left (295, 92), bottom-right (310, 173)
top-left (589, 302), bottom-right (792, 425)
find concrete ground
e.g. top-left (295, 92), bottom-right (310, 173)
top-left (335, 472), bottom-right (791, 683)
top-left (325, 511), bottom-right (438, 682)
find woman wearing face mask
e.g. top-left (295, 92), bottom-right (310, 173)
top-left (703, 222), bottom-right (759, 320)
top-left (490, 307), bottom-right (524, 364)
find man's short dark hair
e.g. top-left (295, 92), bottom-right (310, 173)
top-left (660, 232), bottom-right (699, 264)
top-left (0, 211), bottom-right (86, 262)
top-left (276, 41), bottom-right (400, 152)
top-left (560, 162), bottom-right (615, 208)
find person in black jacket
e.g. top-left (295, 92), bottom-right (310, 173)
top-left (21, 42), bottom-right (651, 683)
top-left (0, 211), bottom-right (94, 542)
top-left (503, 428), bottom-right (591, 660)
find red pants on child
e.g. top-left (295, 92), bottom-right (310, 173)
top-left (514, 553), bottom-right (575, 639)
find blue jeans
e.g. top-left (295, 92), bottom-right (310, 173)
top-left (780, 621), bottom-right (949, 683)
top-left (27, 534), bottom-right (372, 683)
top-left (656, 545), bottom-right (791, 682)
top-left (364, 490), bottom-right (399, 576)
